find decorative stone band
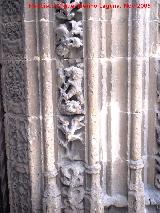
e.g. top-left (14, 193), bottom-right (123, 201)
top-left (85, 163), bottom-right (101, 174)
top-left (129, 159), bottom-right (144, 170)
top-left (103, 194), bottom-right (128, 208)
top-left (44, 170), bottom-right (58, 179)
top-left (55, 0), bottom-right (85, 211)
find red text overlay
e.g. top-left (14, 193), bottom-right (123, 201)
top-left (28, 3), bottom-right (151, 9)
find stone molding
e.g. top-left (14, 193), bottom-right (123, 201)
top-left (0, 0), bottom-right (160, 212)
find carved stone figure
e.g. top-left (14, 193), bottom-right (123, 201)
top-left (60, 161), bottom-right (85, 212)
top-left (56, 0), bottom-right (85, 211)
top-left (58, 66), bottom-right (84, 114)
top-left (55, 0), bottom-right (82, 20)
top-left (58, 115), bottom-right (84, 147)
top-left (56, 22), bottom-right (83, 57)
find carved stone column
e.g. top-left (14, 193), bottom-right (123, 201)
top-left (38, 4), bottom-right (61, 213)
top-left (128, 0), bottom-right (145, 212)
top-left (84, 0), bottom-right (103, 212)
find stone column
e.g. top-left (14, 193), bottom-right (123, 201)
top-left (84, 0), bottom-right (103, 212)
top-left (128, 0), bottom-right (145, 212)
top-left (1, 0), bottom-right (160, 212)
top-left (38, 2), bottom-right (61, 212)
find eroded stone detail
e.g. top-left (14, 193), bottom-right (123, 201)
top-left (58, 115), bottom-right (84, 148)
top-left (55, 1), bottom-right (85, 211)
top-left (4, 61), bottom-right (26, 103)
top-left (56, 20), bottom-right (83, 59)
top-left (1, 0), bottom-right (23, 23)
top-left (5, 115), bottom-right (31, 212)
top-left (58, 65), bottom-right (84, 114)
top-left (2, 61), bottom-right (26, 114)
top-left (60, 161), bottom-right (85, 212)
top-left (155, 69), bottom-right (160, 189)
top-left (0, 65), bottom-right (9, 212)
top-left (0, 1), bottom-right (31, 210)
top-left (55, 0), bottom-right (82, 20)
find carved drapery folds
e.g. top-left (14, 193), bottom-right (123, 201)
top-left (55, 0), bottom-right (85, 212)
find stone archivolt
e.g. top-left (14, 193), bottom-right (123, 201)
top-left (55, 0), bottom-right (85, 212)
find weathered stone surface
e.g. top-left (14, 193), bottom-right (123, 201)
top-left (0, 0), bottom-right (160, 212)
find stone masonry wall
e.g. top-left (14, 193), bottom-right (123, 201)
top-left (0, 0), bottom-right (160, 213)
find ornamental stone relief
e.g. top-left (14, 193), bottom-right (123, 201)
top-left (0, 0), bottom-right (31, 212)
top-left (60, 161), bottom-right (85, 212)
top-left (0, 0), bottom-right (160, 212)
top-left (55, 0), bottom-right (85, 212)
top-left (58, 66), bottom-right (84, 114)
top-left (155, 63), bottom-right (160, 189)
top-left (5, 115), bottom-right (31, 212)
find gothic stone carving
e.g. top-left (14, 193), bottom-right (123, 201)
top-left (60, 161), bottom-right (85, 212)
top-left (1, 0), bottom-right (23, 23)
top-left (5, 115), bottom-right (31, 212)
top-left (58, 115), bottom-right (84, 148)
top-left (2, 61), bottom-right (26, 114)
top-left (58, 66), bottom-right (84, 114)
top-left (155, 65), bottom-right (160, 189)
top-left (0, 0), bottom-right (31, 212)
top-left (1, 21), bottom-right (24, 60)
top-left (55, 0), bottom-right (82, 20)
top-left (55, 0), bottom-right (85, 211)
top-left (56, 22), bottom-right (83, 58)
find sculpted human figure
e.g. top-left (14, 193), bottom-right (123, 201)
top-left (66, 66), bottom-right (83, 102)
top-left (58, 116), bottom-right (84, 146)
top-left (56, 22), bottom-right (83, 57)
top-left (58, 65), bottom-right (84, 114)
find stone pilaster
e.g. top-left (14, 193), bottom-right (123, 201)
top-left (0, 0), bottom-right (43, 212)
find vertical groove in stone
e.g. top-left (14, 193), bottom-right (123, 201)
top-left (109, 0), bottom-right (129, 198)
top-left (84, 0), bottom-right (103, 212)
top-left (143, 0), bottom-right (150, 187)
top-left (99, 0), bottom-right (112, 196)
top-left (38, 4), bottom-right (61, 213)
top-left (154, 1), bottom-right (160, 191)
top-left (128, 0), bottom-right (145, 212)
top-left (24, 2), bottom-right (43, 211)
